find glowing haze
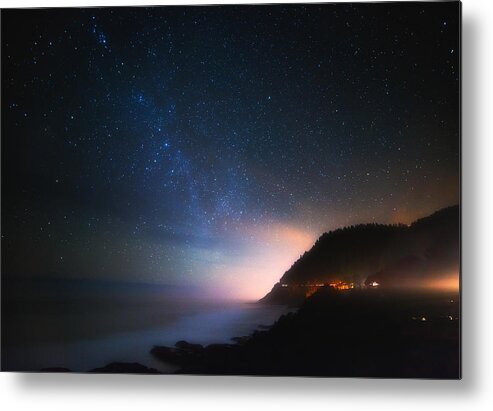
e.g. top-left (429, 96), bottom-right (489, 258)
top-left (209, 222), bottom-right (317, 299)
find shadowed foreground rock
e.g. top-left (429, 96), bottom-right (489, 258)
top-left (90, 362), bottom-right (160, 374)
top-left (151, 340), bottom-right (206, 367)
top-left (40, 362), bottom-right (160, 374)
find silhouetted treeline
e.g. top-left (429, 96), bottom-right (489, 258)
top-left (262, 205), bottom-right (459, 304)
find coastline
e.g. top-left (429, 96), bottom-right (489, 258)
top-left (39, 287), bottom-right (459, 378)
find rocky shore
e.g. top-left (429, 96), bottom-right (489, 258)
top-left (40, 287), bottom-right (459, 378)
top-left (148, 287), bottom-right (460, 378)
top-left (42, 362), bottom-right (161, 374)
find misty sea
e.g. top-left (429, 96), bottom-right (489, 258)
top-left (1, 280), bottom-right (289, 372)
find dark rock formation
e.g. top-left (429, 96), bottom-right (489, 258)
top-left (151, 344), bottom-right (204, 366)
top-left (90, 362), bottom-right (160, 374)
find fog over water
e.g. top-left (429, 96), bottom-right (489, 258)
top-left (2, 280), bottom-right (289, 372)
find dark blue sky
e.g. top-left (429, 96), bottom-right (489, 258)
top-left (2, 3), bottom-right (460, 298)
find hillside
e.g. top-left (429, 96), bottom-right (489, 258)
top-left (261, 205), bottom-right (459, 305)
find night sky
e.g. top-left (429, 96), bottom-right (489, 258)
top-left (1, 2), bottom-right (460, 299)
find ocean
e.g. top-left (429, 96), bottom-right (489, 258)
top-left (1, 280), bottom-right (289, 372)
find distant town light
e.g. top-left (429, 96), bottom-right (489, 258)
top-left (328, 281), bottom-right (354, 291)
top-left (369, 281), bottom-right (379, 287)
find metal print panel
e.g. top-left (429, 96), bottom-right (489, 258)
top-left (1, 1), bottom-right (461, 378)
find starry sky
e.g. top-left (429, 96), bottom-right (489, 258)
top-left (1, 2), bottom-right (460, 299)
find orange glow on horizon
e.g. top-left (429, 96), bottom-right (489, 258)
top-left (424, 273), bottom-right (459, 291)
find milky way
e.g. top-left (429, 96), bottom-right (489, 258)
top-left (1, 3), bottom-right (460, 298)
